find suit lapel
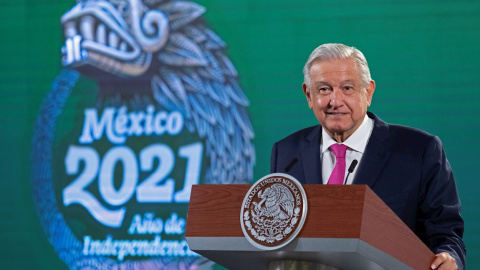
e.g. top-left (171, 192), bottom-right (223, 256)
top-left (301, 125), bottom-right (323, 184)
top-left (353, 112), bottom-right (390, 187)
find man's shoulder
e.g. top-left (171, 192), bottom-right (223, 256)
top-left (386, 123), bottom-right (439, 148)
top-left (376, 118), bottom-right (442, 153)
top-left (370, 112), bottom-right (437, 143)
top-left (388, 123), bottom-right (435, 139)
top-left (275, 125), bottom-right (320, 145)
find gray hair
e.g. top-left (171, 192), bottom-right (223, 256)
top-left (303, 43), bottom-right (372, 89)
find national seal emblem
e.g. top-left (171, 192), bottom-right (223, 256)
top-left (240, 173), bottom-right (308, 250)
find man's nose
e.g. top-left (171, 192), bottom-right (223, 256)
top-left (329, 89), bottom-right (344, 107)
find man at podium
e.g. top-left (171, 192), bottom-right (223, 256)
top-left (270, 43), bottom-right (466, 270)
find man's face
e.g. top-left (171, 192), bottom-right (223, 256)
top-left (303, 58), bottom-right (375, 142)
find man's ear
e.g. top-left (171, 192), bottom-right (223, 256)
top-left (365, 80), bottom-right (375, 107)
top-left (303, 83), bottom-right (313, 109)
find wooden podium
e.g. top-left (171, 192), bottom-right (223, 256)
top-left (185, 184), bottom-right (435, 270)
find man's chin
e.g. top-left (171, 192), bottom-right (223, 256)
top-left (322, 121), bottom-right (352, 133)
top-left (322, 124), bottom-right (355, 139)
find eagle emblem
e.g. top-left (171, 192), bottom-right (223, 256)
top-left (241, 174), bottom-right (308, 250)
top-left (254, 184), bottom-right (295, 220)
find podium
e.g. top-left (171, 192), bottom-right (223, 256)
top-left (185, 184), bottom-right (435, 270)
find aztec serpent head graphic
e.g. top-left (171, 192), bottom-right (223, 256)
top-left (61, 0), bottom-right (255, 185)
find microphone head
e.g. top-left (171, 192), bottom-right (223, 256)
top-left (284, 158), bottom-right (298, 173)
top-left (348, 159), bottom-right (358, 173)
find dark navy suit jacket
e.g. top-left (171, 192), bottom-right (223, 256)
top-left (271, 112), bottom-right (466, 269)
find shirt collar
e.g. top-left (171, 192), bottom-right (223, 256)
top-left (321, 114), bottom-right (374, 154)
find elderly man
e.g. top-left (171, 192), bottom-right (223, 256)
top-left (270, 43), bottom-right (466, 269)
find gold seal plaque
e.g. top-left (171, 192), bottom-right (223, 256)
top-left (240, 173), bottom-right (308, 250)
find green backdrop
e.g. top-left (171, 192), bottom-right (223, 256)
top-left (1, 0), bottom-right (479, 268)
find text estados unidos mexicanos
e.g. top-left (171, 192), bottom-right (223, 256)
top-left (244, 178), bottom-right (301, 208)
top-left (79, 105), bottom-right (184, 144)
top-left (244, 184), bottom-right (261, 208)
top-left (282, 179), bottom-right (302, 206)
top-left (82, 235), bottom-right (198, 261)
top-left (261, 177), bottom-right (283, 186)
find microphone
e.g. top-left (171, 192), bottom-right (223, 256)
top-left (343, 159), bottom-right (358, 185)
top-left (283, 158), bottom-right (298, 173)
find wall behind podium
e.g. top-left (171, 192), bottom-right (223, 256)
top-left (0, 0), bottom-right (479, 269)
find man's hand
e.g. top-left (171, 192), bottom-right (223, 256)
top-left (431, 252), bottom-right (458, 270)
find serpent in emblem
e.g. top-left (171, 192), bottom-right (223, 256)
top-left (254, 184), bottom-right (295, 220)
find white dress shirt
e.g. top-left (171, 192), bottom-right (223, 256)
top-left (320, 114), bottom-right (374, 185)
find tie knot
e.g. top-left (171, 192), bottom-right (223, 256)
top-left (330, 144), bottom-right (348, 158)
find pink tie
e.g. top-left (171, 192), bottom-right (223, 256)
top-left (327, 144), bottom-right (348, 185)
